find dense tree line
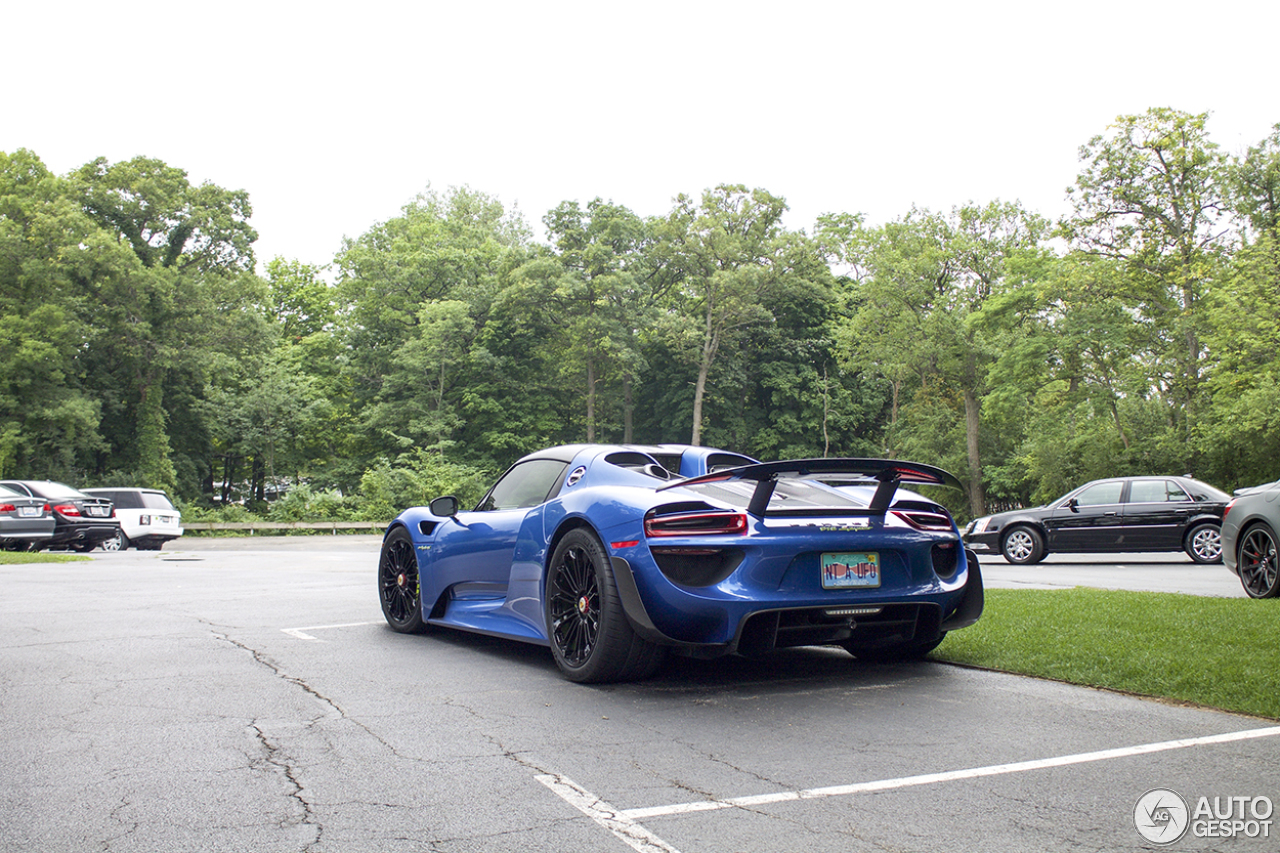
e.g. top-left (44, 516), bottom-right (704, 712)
top-left (2, 108), bottom-right (1278, 520)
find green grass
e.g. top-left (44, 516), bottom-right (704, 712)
top-left (935, 588), bottom-right (1280, 720)
top-left (0, 551), bottom-right (91, 565)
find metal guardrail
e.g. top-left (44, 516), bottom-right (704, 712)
top-left (182, 521), bottom-right (387, 534)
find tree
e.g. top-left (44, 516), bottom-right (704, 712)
top-left (831, 202), bottom-right (1049, 515)
top-left (0, 150), bottom-right (113, 478)
top-left (1059, 108), bottom-right (1232, 462)
top-left (652, 185), bottom-right (789, 446)
top-left (1225, 123), bottom-right (1280, 238)
top-left (68, 156), bottom-right (263, 492)
top-left (518, 199), bottom-right (653, 442)
top-left (335, 186), bottom-right (532, 469)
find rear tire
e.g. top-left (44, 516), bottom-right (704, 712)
top-left (1237, 523), bottom-right (1280, 599)
top-left (1184, 522), bottom-right (1222, 564)
top-left (101, 531), bottom-right (130, 551)
top-left (545, 528), bottom-right (665, 683)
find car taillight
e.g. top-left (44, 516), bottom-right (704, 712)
top-left (0, 504), bottom-right (14, 512)
top-left (1223, 499), bottom-right (1236, 523)
top-left (52, 503), bottom-right (82, 517)
top-left (891, 510), bottom-right (954, 531)
top-left (644, 511), bottom-right (748, 537)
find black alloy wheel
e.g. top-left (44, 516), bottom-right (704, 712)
top-left (547, 534), bottom-right (602, 668)
top-left (1237, 524), bottom-right (1280, 599)
top-left (545, 528), bottom-right (665, 683)
top-left (378, 527), bottom-right (427, 632)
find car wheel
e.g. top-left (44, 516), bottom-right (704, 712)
top-left (1001, 526), bottom-right (1045, 564)
top-left (378, 527), bottom-right (427, 633)
top-left (1184, 522), bottom-right (1222, 564)
top-left (545, 528), bottom-right (665, 683)
top-left (71, 541), bottom-right (96, 553)
top-left (101, 531), bottom-right (130, 551)
top-left (846, 633), bottom-right (946, 663)
top-left (1237, 524), bottom-right (1280, 599)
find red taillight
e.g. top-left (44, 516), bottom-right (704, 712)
top-left (1223, 499), bottom-right (1236, 523)
top-left (53, 503), bottom-right (82, 517)
top-left (644, 511), bottom-right (748, 538)
top-left (0, 504), bottom-right (15, 512)
top-left (891, 509), bottom-right (954, 531)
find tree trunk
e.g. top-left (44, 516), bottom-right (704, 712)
top-left (622, 373), bottom-right (634, 444)
top-left (691, 322), bottom-right (720, 447)
top-left (964, 387), bottom-right (985, 517)
top-left (585, 355), bottom-right (596, 443)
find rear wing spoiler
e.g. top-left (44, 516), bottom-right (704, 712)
top-left (663, 458), bottom-right (963, 518)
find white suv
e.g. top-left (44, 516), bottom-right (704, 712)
top-left (81, 488), bottom-right (183, 551)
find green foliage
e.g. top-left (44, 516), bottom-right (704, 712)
top-left (267, 484), bottom-right (352, 522)
top-left (4, 109), bottom-right (1280, 516)
top-left (357, 451), bottom-right (491, 521)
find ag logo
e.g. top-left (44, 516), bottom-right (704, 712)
top-left (1135, 788), bottom-right (1190, 844)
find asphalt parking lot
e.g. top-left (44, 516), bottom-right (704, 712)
top-left (1, 536), bottom-right (1275, 852)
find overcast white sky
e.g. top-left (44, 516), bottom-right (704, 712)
top-left (6, 0), bottom-right (1277, 270)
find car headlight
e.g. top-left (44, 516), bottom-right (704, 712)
top-left (968, 517), bottom-right (991, 534)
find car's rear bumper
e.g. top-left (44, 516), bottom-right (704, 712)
top-left (46, 522), bottom-right (122, 549)
top-left (611, 551), bottom-right (984, 657)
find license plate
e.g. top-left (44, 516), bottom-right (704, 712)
top-left (19, 506), bottom-right (39, 517)
top-left (86, 506), bottom-right (107, 517)
top-left (821, 552), bottom-right (881, 589)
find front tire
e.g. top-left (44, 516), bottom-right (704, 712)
top-left (545, 528), bottom-right (665, 683)
top-left (1184, 522), bottom-right (1222, 564)
top-left (378, 527), bottom-right (427, 633)
top-left (1001, 526), bottom-right (1045, 564)
top-left (1237, 523), bottom-right (1280, 599)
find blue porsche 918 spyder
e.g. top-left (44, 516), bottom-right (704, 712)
top-left (378, 444), bottom-right (984, 683)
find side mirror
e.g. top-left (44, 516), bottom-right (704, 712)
top-left (429, 496), bottom-right (459, 517)
top-left (1066, 497), bottom-right (1080, 513)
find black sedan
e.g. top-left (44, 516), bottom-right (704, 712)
top-left (0, 480), bottom-right (120, 552)
top-left (963, 476), bottom-right (1229, 565)
top-left (1220, 480), bottom-right (1280, 598)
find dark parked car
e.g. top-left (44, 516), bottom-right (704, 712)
top-left (1220, 480), bottom-right (1280, 598)
top-left (963, 476), bottom-right (1229, 565)
top-left (0, 480), bottom-right (120, 552)
top-left (0, 483), bottom-right (56, 549)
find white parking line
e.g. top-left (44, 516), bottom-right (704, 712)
top-left (540, 725), bottom-right (1280, 851)
top-left (623, 725), bottom-right (1280, 819)
top-left (281, 621), bottom-right (380, 641)
top-left (537, 774), bottom-right (684, 853)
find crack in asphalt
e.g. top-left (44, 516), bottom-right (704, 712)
top-left (249, 720), bottom-right (323, 850)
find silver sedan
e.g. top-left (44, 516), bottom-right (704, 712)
top-left (0, 484), bottom-right (55, 548)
